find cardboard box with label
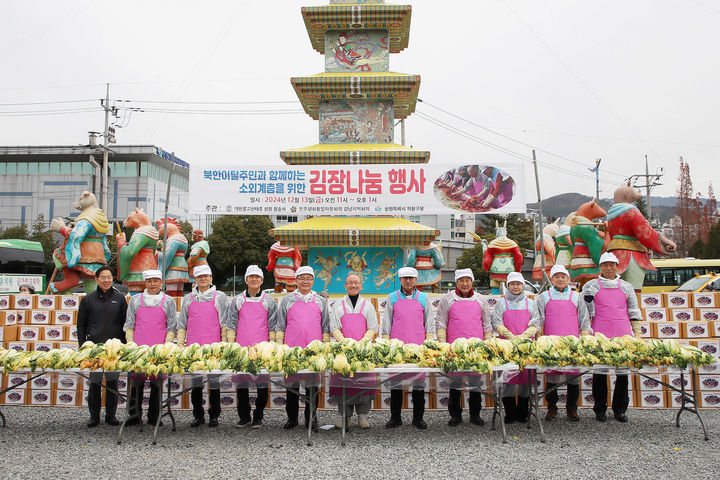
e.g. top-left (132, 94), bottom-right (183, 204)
top-left (669, 308), bottom-right (695, 323)
top-left (55, 389), bottom-right (79, 407)
top-left (640, 293), bottom-right (664, 309)
top-left (654, 322), bottom-right (681, 339)
top-left (664, 292), bottom-right (693, 309)
top-left (59, 295), bottom-right (80, 310)
top-left (12, 294), bottom-right (34, 310)
top-left (36, 295), bottom-right (57, 310)
top-left (52, 310), bottom-right (76, 326)
top-left (644, 308), bottom-right (668, 322)
top-left (18, 326), bottom-right (40, 342)
top-left (42, 325), bottom-right (65, 342)
top-left (693, 292), bottom-right (718, 309)
top-left (681, 321), bottom-right (710, 338)
top-left (0, 310), bottom-right (18, 326)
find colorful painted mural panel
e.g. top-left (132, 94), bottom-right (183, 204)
top-left (325, 30), bottom-right (389, 73)
top-left (319, 99), bottom-right (394, 144)
top-left (308, 246), bottom-right (401, 294)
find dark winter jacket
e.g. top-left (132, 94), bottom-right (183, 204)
top-left (77, 286), bottom-right (127, 345)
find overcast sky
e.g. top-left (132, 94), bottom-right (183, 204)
top-left (1, 0), bottom-right (718, 202)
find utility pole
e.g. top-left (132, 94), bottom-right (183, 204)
top-left (532, 150), bottom-right (550, 287)
top-left (628, 155), bottom-right (664, 225)
top-left (101, 83), bottom-right (110, 212)
top-left (588, 158), bottom-right (601, 201)
top-left (161, 154), bottom-right (176, 290)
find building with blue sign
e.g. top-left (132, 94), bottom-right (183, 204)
top-left (0, 145), bottom-right (189, 228)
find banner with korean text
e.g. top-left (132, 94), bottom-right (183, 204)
top-left (189, 163), bottom-right (526, 216)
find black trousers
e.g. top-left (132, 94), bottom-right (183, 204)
top-left (390, 389), bottom-right (426, 420)
top-left (592, 374), bottom-right (629, 414)
top-left (448, 389), bottom-right (482, 418)
top-left (546, 383), bottom-right (579, 411)
top-left (286, 386), bottom-right (319, 424)
top-left (88, 372), bottom-right (119, 420)
top-left (129, 381), bottom-right (161, 422)
top-left (237, 387), bottom-right (269, 421)
top-left (190, 375), bottom-right (220, 419)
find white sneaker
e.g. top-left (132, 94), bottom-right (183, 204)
top-left (358, 414), bottom-right (370, 429)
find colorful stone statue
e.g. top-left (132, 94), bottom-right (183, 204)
top-left (532, 219), bottom-right (560, 282)
top-left (156, 217), bottom-right (190, 297)
top-left (554, 219), bottom-right (573, 269)
top-left (267, 241), bottom-right (302, 293)
top-left (116, 208), bottom-right (159, 294)
top-left (187, 229), bottom-right (209, 280)
top-left (606, 182), bottom-right (676, 291)
top-left (405, 242), bottom-right (444, 292)
top-left (482, 221), bottom-right (524, 294)
top-left (568, 201), bottom-right (607, 287)
top-left (49, 191), bottom-right (111, 293)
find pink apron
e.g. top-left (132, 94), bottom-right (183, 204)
top-left (186, 291), bottom-right (222, 346)
top-left (329, 299), bottom-right (376, 397)
top-left (390, 291), bottom-right (426, 344)
top-left (285, 293), bottom-right (322, 348)
top-left (132, 293), bottom-right (167, 381)
top-left (235, 293), bottom-right (270, 346)
top-left (284, 293), bottom-right (322, 384)
top-left (446, 298), bottom-right (485, 342)
top-left (544, 290), bottom-right (579, 376)
top-left (591, 279), bottom-right (632, 338)
top-left (134, 294), bottom-right (167, 346)
top-left (447, 297), bottom-right (486, 380)
top-left (234, 293), bottom-right (271, 386)
top-left (500, 298), bottom-right (531, 385)
top-left (390, 291), bottom-right (426, 385)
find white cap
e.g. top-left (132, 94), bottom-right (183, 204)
top-left (142, 269), bottom-right (162, 280)
top-left (550, 265), bottom-right (569, 278)
top-left (454, 268), bottom-right (474, 282)
top-left (193, 265), bottom-right (212, 277)
top-left (506, 272), bottom-right (524, 284)
top-left (295, 266), bottom-right (315, 278)
top-left (398, 267), bottom-right (418, 278)
top-left (244, 265), bottom-right (264, 280)
top-left (599, 252), bottom-right (619, 265)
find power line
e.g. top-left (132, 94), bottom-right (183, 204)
top-left (500, 0), bottom-right (671, 171)
top-left (418, 98), bottom-right (628, 180)
top-left (0, 108), bottom-right (100, 117)
top-left (0, 99), bottom-right (98, 106)
top-left (117, 99), bottom-right (300, 105)
top-left (415, 111), bottom-right (619, 185)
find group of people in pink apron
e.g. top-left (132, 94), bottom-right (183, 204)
top-left (224, 265), bottom-right (277, 429)
top-left (580, 252), bottom-right (642, 423)
top-left (435, 268), bottom-right (493, 426)
top-left (120, 250), bottom-right (641, 431)
top-left (123, 269), bottom-right (177, 426)
top-left (176, 264), bottom-right (230, 428)
top-left (276, 266), bottom-right (331, 432)
top-left (328, 273), bottom-right (378, 429)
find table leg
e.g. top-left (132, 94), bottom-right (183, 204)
top-left (306, 387), bottom-right (315, 447)
top-left (341, 383), bottom-right (347, 446)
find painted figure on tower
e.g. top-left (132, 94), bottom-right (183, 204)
top-left (267, 241), bottom-right (302, 293)
top-left (482, 221), bottom-right (524, 294)
top-left (156, 217), bottom-right (190, 297)
top-left (532, 219), bottom-right (560, 282)
top-left (606, 182), bottom-right (676, 291)
top-left (49, 191), bottom-right (111, 293)
top-left (568, 201), bottom-right (607, 288)
top-left (405, 242), bottom-right (444, 292)
top-left (187, 229), bottom-right (209, 280)
top-left (116, 208), bottom-right (159, 294)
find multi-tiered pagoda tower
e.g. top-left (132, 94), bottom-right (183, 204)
top-left (270, 0), bottom-right (440, 295)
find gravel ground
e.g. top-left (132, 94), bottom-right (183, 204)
top-left (0, 406), bottom-right (717, 479)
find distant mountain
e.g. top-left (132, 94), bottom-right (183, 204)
top-left (527, 193), bottom-right (677, 224)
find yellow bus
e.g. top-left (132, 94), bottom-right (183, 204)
top-left (642, 258), bottom-right (720, 293)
